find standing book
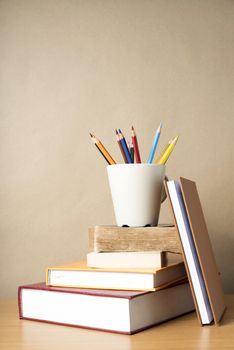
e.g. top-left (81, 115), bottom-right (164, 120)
top-left (165, 177), bottom-right (226, 325)
top-left (18, 282), bottom-right (194, 334)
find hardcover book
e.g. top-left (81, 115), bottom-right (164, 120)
top-left (18, 282), bottom-right (195, 334)
top-left (46, 260), bottom-right (187, 291)
top-left (165, 177), bottom-right (226, 325)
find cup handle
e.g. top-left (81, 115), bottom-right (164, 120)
top-left (161, 176), bottom-right (168, 203)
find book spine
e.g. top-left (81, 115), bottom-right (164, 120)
top-left (18, 287), bottom-right (23, 319)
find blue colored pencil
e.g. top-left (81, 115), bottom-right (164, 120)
top-left (147, 123), bottom-right (162, 163)
top-left (118, 129), bottom-right (133, 163)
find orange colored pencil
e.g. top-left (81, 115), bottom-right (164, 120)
top-left (90, 133), bottom-right (116, 165)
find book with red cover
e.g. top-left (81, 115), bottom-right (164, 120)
top-left (18, 282), bottom-right (194, 335)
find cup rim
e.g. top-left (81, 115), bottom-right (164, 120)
top-left (107, 163), bottom-right (165, 168)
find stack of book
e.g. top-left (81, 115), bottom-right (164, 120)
top-left (18, 177), bottom-right (226, 333)
top-left (18, 225), bottom-right (195, 334)
top-left (88, 225), bottom-right (183, 268)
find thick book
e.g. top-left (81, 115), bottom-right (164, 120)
top-left (87, 251), bottom-right (183, 269)
top-left (89, 225), bottom-right (181, 253)
top-left (46, 260), bottom-right (187, 291)
top-left (18, 282), bottom-right (195, 334)
top-left (165, 178), bottom-right (226, 325)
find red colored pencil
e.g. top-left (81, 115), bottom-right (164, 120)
top-left (131, 126), bottom-right (141, 163)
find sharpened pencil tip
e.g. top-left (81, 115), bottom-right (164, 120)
top-left (172, 135), bottom-right (179, 143)
top-left (115, 129), bottom-right (118, 134)
top-left (131, 126), bottom-right (136, 136)
top-left (89, 133), bottom-right (94, 137)
top-left (156, 122), bottom-right (162, 133)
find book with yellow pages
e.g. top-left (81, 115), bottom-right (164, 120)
top-left (46, 261), bottom-right (186, 291)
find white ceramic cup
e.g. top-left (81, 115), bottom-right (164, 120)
top-left (107, 164), bottom-right (166, 227)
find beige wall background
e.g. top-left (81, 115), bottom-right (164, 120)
top-left (0, 0), bottom-right (233, 298)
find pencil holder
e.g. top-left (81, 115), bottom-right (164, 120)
top-left (107, 164), bottom-right (166, 227)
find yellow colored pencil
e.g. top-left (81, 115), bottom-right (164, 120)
top-left (90, 133), bottom-right (116, 165)
top-left (156, 136), bottom-right (179, 165)
top-left (155, 138), bottom-right (172, 162)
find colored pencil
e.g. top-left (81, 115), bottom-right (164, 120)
top-left (118, 129), bottom-right (133, 163)
top-left (116, 130), bottom-right (128, 163)
top-left (147, 123), bottom-right (162, 163)
top-left (90, 133), bottom-right (116, 165)
top-left (128, 141), bottom-right (134, 162)
top-left (156, 136), bottom-right (179, 165)
top-left (131, 126), bottom-right (141, 163)
top-left (130, 142), bottom-right (134, 162)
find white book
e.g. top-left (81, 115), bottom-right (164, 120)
top-left (46, 260), bottom-right (186, 291)
top-left (167, 180), bottom-right (213, 324)
top-left (19, 282), bottom-right (195, 334)
top-left (87, 251), bottom-right (163, 268)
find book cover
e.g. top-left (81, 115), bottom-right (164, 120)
top-left (18, 282), bottom-right (195, 334)
top-left (165, 177), bottom-right (226, 325)
top-left (180, 177), bottom-right (226, 324)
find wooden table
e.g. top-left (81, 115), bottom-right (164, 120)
top-left (1, 296), bottom-right (234, 350)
